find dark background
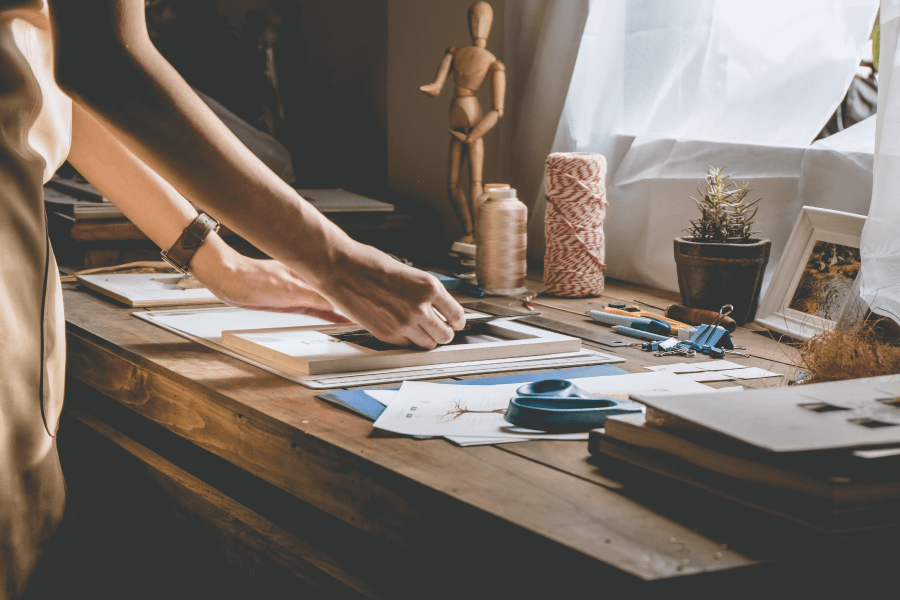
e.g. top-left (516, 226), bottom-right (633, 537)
top-left (147, 0), bottom-right (389, 199)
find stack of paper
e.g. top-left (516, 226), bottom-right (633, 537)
top-left (136, 307), bottom-right (622, 389)
top-left (590, 375), bottom-right (900, 533)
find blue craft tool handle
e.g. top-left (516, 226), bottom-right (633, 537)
top-left (628, 316), bottom-right (671, 335)
top-left (461, 283), bottom-right (486, 298)
top-left (612, 326), bottom-right (669, 342)
top-left (588, 310), bottom-right (650, 328)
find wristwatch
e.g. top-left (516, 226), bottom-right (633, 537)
top-left (161, 212), bottom-right (220, 274)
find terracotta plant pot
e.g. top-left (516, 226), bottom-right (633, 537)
top-left (673, 237), bottom-right (771, 326)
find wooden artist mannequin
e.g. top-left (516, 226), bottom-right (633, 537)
top-left (421, 1), bottom-right (506, 245)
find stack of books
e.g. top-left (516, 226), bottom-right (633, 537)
top-left (44, 187), bottom-right (124, 220)
top-left (45, 176), bottom-right (122, 217)
top-left (589, 375), bottom-right (900, 534)
top-left (44, 176), bottom-right (152, 267)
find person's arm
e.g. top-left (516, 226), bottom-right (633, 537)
top-left (49, 0), bottom-right (464, 348)
top-left (68, 103), bottom-right (348, 321)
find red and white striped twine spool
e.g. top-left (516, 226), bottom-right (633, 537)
top-left (543, 152), bottom-right (607, 298)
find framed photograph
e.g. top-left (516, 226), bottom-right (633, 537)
top-left (755, 207), bottom-right (866, 341)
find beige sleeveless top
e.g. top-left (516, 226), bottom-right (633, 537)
top-left (1, 0), bottom-right (70, 438)
top-left (1, 0), bottom-right (71, 594)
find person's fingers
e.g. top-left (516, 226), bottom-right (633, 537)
top-left (410, 323), bottom-right (439, 350)
top-left (432, 289), bottom-right (466, 330)
top-left (420, 313), bottom-right (455, 346)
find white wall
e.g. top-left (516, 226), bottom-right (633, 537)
top-left (387, 0), bottom-right (506, 243)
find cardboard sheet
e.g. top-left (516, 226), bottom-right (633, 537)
top-left (635, 375), bottom-right (900, 452)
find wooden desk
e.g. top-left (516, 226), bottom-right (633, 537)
top-left (59, 279), bottom-right (894, 599)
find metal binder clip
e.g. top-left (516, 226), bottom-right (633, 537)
top-left (687, 305), bottom-right (735, 355)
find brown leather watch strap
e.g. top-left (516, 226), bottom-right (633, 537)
top-left (161, 212), bottom-right (220, 274)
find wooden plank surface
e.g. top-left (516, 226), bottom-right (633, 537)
top-left (61, 408), bottom-right (380, 599)
top-left (62, 278), bottom-right (810, 587)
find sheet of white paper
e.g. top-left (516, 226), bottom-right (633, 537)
top-left (714, 386), bottom-right (745, 393)
top-left (693, 361), bottom-right (745, 371)
top-left (718, 367), bottom-right (783, 380)
top-left (373, 372), bottom-right (715, 440)
top-left (138, 307), bottom-right (333, 345)
top-left (447, 437), bottom-right (533, 446)
top-left (679, 371), bottom-right (736, 382)
top-left (365, 390), bottom-right (587, 444)
top-left (364, 389), bottom-right (398, 406)
top-left (644, 363), bottom-right (703, 374)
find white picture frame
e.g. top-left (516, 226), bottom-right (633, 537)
top-left (221, 317), bottom-right (582, 375)
top-left (77, 273), bottom-right (221, 307)
top-left (755, 207), bottom-right (866, 341)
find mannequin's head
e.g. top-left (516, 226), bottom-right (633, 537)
top-left (468, 2), bottom-right (493, 44)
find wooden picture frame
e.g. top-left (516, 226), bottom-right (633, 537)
top-left (221, 317), bottom-right (582, 375)
top-left (755, 207), bottom-right (866, 341)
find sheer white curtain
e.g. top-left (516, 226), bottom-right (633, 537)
top-left (499, 0), bottom-right (589, 216)
top-left (861, 0), bottom-right (900, 324)
top-left (526, 0), bottom-right (879, 295)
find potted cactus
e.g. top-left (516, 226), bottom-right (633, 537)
top-left (673, 166), bottom-right (771, 325)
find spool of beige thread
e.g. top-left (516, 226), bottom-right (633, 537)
top-left (475, 183), bottom-right (510, 214)
top-left (476, 186), bottom-right (528, 295)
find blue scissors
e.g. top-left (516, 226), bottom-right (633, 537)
top-left (503, 379), bottom-right (643, 433)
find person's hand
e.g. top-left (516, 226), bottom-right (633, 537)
top-left (191, 246), bottom-right (350, 323)
top-left (310, 242), bottom-right (466, 349)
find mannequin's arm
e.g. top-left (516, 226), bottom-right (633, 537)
top-left (458, 61), bottom-right (505, 144)
top-left (420, 48), bottom-right (455, 96)
top-left (50, 0), bottom-right (464, 348)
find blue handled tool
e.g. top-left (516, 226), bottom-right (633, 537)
top-left (428, 271), bottom-right (486, 297)
top-left (588, 310), bottom-right (671, 335)
top-left (503, 379), bottom-right (643, 432)
top-left (589, 310), bottom-right (650, 328)
top-left (610, 325), bottom-right (669, 343)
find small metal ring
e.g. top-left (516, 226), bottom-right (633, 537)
top-left (719, 304), bottom-right (734, 316)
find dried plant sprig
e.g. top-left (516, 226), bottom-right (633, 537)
top-left (686, 166), bottom-right (761, 243)
top-left (796, 322), bottom-right (900, 384)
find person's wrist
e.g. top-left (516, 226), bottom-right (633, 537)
top-left (293, 232), bottom-right (360, 291)
top-left (187, 232), bottom-right (235, 285)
